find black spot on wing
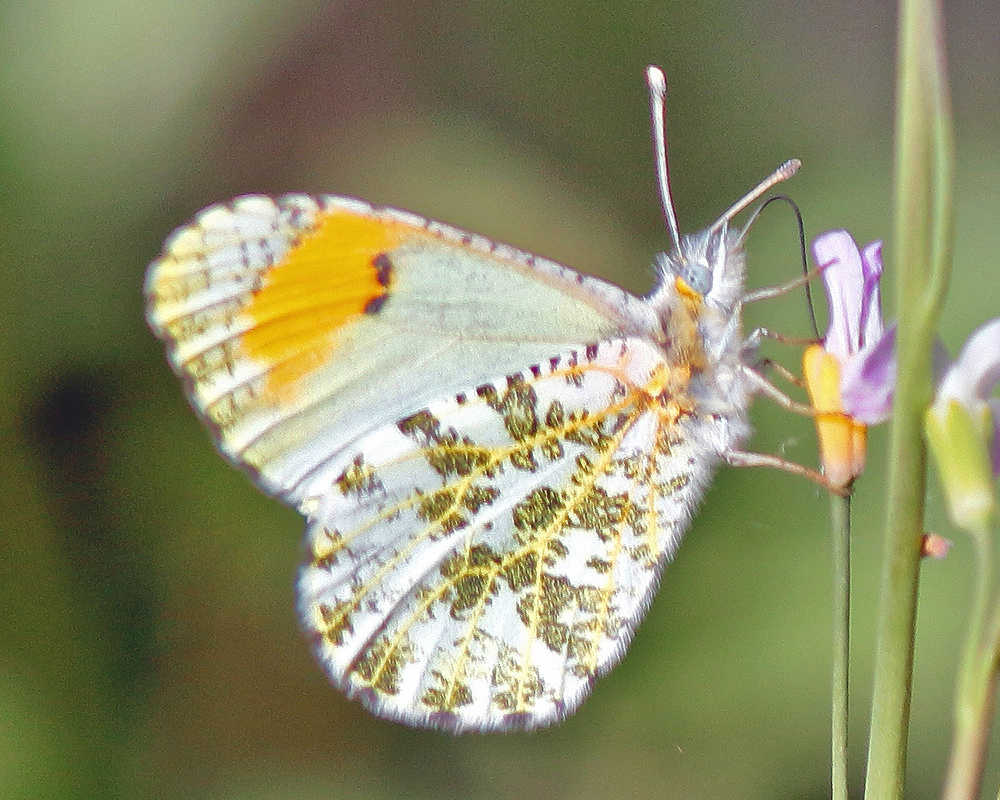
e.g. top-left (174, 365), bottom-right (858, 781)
top-left (364, 252), bottom-right (393, 315)
top-left (372, 252), bottom-right (393, 286)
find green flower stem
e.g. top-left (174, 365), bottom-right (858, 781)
top-left (831, 492), bottom-right (851, 800)
top-left (864, 0), bottom-right (953, 797)
top-left (942, 522), bottom-right (994, 800)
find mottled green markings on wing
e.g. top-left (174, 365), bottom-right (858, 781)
top-left (303, 342), bottom-right (699, 727)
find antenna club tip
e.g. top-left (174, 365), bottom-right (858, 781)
top-left (781, 158), bottom-right (802, 177)
top-left (645, 65), bottom-right (666, 92)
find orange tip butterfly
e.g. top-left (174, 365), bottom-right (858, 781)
top-left (145, 66), bottom-right (799, 731)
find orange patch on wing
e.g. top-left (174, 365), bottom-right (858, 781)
top-left (241, 209), bottom-right (408, 398)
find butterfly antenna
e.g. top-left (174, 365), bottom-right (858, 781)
top-left (741, 194), bottom-right (821, 340)
top-left (646, 66), bottom-right (682, 253)
top-left (709, 158), bottom-right (801, 236)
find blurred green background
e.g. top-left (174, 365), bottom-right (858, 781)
top-left (2, 0), bottom-right (999, 798)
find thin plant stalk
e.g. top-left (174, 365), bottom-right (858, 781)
top-left (863, 0), bottom-right (954, 796)
top-left (943, 520), bottom-right (998, 800)
top-left (831, 492), bottom-right (851, 800)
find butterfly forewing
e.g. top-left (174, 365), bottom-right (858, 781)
top-left (145, 195), bottom-right (655, 503)
top-left (296, 337), bottom-right (715, 730)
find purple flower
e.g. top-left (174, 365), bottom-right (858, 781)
top-left (812, 230), bottom-right (895, 424)
top-left (935, 319), bottom-right (1000, 476)
top-left (802, 230), bottom-right (894, 488)
top-left (925, 320), bottom-right (1000, 530)
top-left (931, 318), bottom-right (1000, 474)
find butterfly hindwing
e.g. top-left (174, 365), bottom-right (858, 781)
top-left (296, 337), bottom-right (717, 731)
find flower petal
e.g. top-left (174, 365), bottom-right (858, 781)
top-left (937, 318), bottom-right (1000, 407)
top-left (841, 324), bottom-right (897, 424)
top-left (932, 339), bottom-right (951, 386)
top-left (803, 343), bottom-right (867, 487)
top-left (990, 398), bottom-right (1000, 477)
top-left (925, 399), bottom-right (996, 530)
top-left (859, 240), bottom-right (885, 346)
top-left (813, 230), bottom-right (864, 360)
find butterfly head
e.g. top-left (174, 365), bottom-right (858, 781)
top-left (653, 222), bottom-right (747, 314)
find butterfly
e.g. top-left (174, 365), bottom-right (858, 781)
top-left (145, 66), bottom-right (799, 731)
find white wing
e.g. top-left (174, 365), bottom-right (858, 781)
top-left (145, 194), bottom-right (658, 502)
top-left (297, 337), bottom-right (721, 730)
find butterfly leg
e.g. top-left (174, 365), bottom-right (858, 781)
top-left (723, 449), bottom-right (850, 496)
top-left (746, 353), bottom-right (806, 391)
top-left (741, 328), bottom-right (816, 391)
top-left (759, 359), bottom-right (804, 389)
top-left (744, 326), bottom-right (818, 350)
top-left (741, 269), bottom-right (821, 304)
top-left (739, 364), bottom-right (816, 417)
